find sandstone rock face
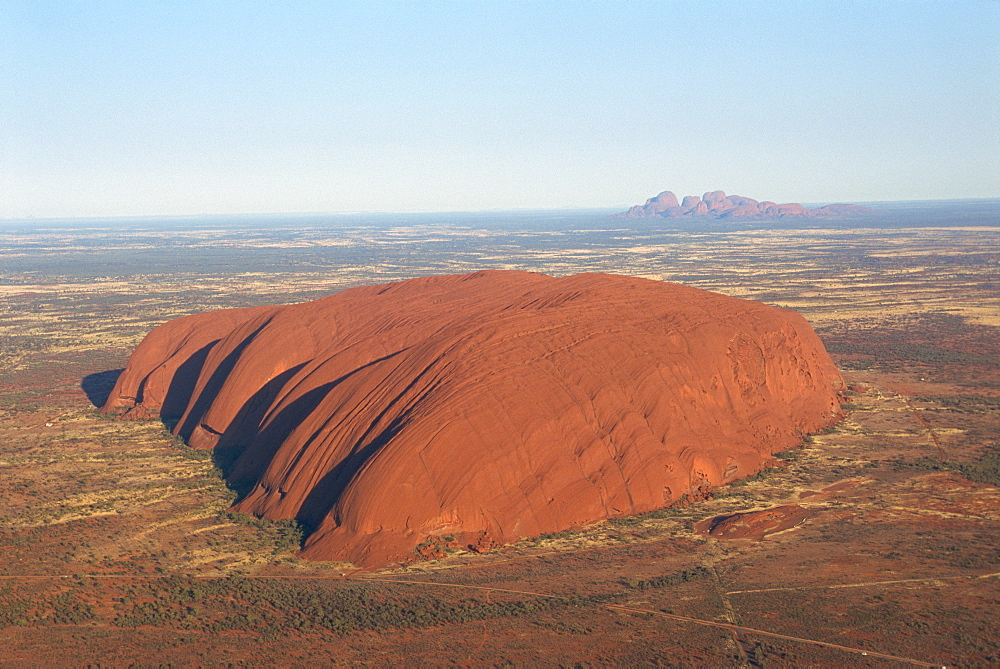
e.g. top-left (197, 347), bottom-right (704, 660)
top-left (619, 190), bottom-right (872, 219)
top-left (103, 271), bottom-right (844, 567)
top-left (623, 190), bottom-right (679, 217)
top-left (702, 190), bottom-right (728, 207)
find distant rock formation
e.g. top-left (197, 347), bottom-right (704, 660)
top-left (619, 190), bottom-right (872, 219)
top-left (103, 271), bottom-right (844, 567)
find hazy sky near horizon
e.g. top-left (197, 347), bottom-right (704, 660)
top-left (2, 1), bottom-right (998, 219)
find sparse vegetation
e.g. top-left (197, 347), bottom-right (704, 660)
top-left (605, 497), bottom-right (694, 528)
top-left (219, 512), bottom-right (305, 552)
top-left (1, 576), bottom-right (618, 636)
top-left (917, 394), bottom-right (1000, 414)
top-left (891, 443), bottom-right (1000, 487)
top-left (619, 566), bottom-right (710, 590)
top-left (2, 217), bottom-right (998, 665)
top-left (954, 447), bottom-right (1000, 487)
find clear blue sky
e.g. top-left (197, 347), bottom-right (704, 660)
top-left (2, 1), bottom-right (998, 218)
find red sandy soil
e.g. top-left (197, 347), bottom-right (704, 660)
top-left (103, 271), bottom-right (843, 567)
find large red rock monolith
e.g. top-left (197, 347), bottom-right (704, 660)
top-left (103, 271), bottom-right (844, 566)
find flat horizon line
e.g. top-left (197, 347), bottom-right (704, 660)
top-left (3, 196), bottom-right (999, 225)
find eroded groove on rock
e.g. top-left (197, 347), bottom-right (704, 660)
top-left (103, 271), bottom-right (844, 567)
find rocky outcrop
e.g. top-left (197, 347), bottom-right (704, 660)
top-left (103, 271), bottom-right (844, 567)
top-left (620, 190), bottom-right (871, 219)
top-left (695, 505), bottom-right (814, 540)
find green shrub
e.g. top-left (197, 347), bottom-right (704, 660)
top-left (619, 566), bottom-right (710, 590)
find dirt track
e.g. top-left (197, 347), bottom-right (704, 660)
top-left (353, 574), bottom-right (946, 667)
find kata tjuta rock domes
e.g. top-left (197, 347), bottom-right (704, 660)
top-left (619, 190), bottom-right (872, 219)
top-left (103, 271), bottom-right (844, 567)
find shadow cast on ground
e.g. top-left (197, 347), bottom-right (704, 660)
top-left (81, 369), bottom-right (124, 407)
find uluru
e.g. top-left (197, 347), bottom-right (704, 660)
top-left (619, 190), bottom-right (872, 219)
top-left (102, 271), bottom-right (844, 567)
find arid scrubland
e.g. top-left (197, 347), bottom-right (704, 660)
top-left (1, 208), bottom-right (997, 665)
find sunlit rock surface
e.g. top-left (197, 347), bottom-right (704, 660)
top-left (104, 271), bottom-right (844, 566)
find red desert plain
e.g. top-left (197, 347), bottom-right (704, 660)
top-left (1, 202), bottom-right (997, 666)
